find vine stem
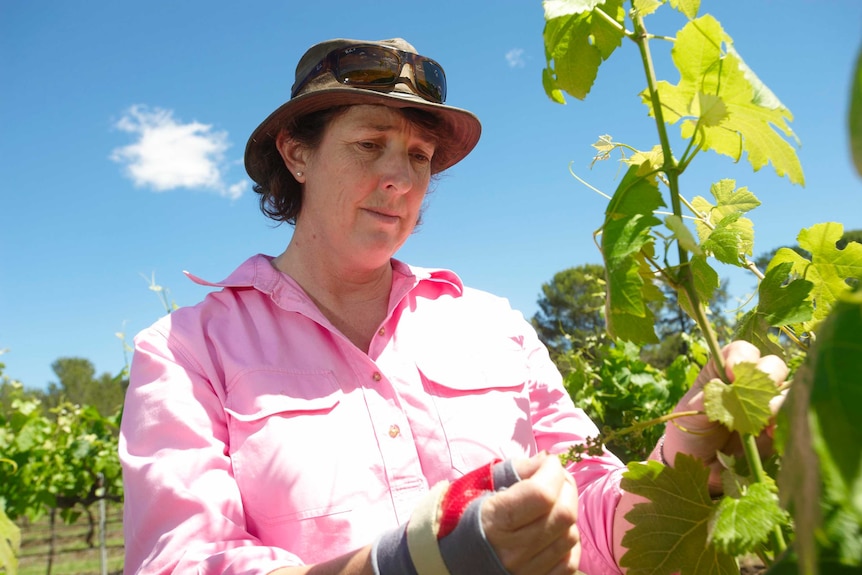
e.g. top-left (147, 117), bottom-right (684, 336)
top-left (629, 13), bottom-right (728, 383)
top-left (678, 195), bottom-right (808, 350)
top-left (613, 410), bottom-right (703, 437)
top-left (560, 411), bottom-right (705, 465)
top-left (742, 433), bottom-right (788, 555)
top-left (630, 8), bottom-right (788, 558)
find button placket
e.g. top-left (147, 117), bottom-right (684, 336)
top-left (361, 363), bottom-right (424, 522)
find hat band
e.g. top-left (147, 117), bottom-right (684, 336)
top-left (291, 44), bottom-right (448, 104)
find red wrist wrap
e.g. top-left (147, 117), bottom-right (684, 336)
top-left (437, 458), bottom-right (502, 539)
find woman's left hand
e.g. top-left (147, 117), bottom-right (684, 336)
top-left (661, 340), bottom-right (789, 494)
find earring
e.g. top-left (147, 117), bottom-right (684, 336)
top-left (296, 171), bottom-right (303, 177)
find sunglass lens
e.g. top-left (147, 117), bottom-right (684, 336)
top-left (415, 60), bottom-right (447, 103)
top-left (336, 47), bottom-right (399, 86)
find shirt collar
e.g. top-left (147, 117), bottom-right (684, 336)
top-left (184, 254), bottom-right (464, 302)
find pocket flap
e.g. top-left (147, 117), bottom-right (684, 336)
top-left (417, 349), bottom-right (527, 392)
top-left (225, 370), bottom-right (341, 421)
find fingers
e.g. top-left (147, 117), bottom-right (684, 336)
top-left (511, 518), bottom-right (580, 575)
top-left (511, 452), bottom-right (549, 482)
top-left (495, 479), bottom-right (580, 575)
top-left (482, 455), bottom-right (580, 574)
top-left (757, 354), bottom-right (789, 386)
top-left (721, 340), bottom-right (761, 381)
top-left (721, 341), bottom-right (788, 387)
top-left (488, 454), bottom-right (573, 529)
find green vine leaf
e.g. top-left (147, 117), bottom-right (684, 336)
top-left (779, 289), bottom-right (862, 573)
top-left (703, 361), bottom-right (776, 435)
top-left (709, 479), bottom-right (789, 556)
top-left (808, 290), bottom-right (862, 518)
top-left (542, 68), bottom-right (566, 104)
top-left (624, 145), bottom-right (664, 175)
top-left (665, 215), bottom-right (702, 255)
top-left (692, 179), bottom-right (759, 266)
top-left (602, 165), bottom-right (664, 343)
top-left (645, 15), bottom-right (804, 184)
top-left (695, 92), bottom-right (728, 127)
top-left (668, 0), bottom-right (700, 19)
top-left (851, 43), bottom-right (862, 177)
top-left (768, 222), bottom-right (862, 333)
top-left (620, 456), bottom-right (737, 575)
top-left (692, 179), bottom-right (760, 223)
top-left (676, 255), bottom-right (720, 323)
top-left (702, 213), bottom-right (750, 266)
top-left (591, 133), bottom-right (616, 161)
top-left (733, 262), bottom-right (813, 357)
top-left (633, 0), bottom-right (662, 17)
top-left (542, 0), bottom-right (626, 101)
top-left (0, 505), bottom-right (20, 575)
top-left (733, 310), bottom-right (782, 357)
top-left (756, 262), bottom-right (814, 327)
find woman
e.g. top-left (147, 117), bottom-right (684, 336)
top-left (119, 38), bottom-right (787, 575)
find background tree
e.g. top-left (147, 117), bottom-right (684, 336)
top-left (531, 264), bottom-right (607, 364)
top-left (642, 279), bottom-right (732, 368)
top-left (45, 357), bottom-right (126, 417)
top-left (532, 263), bottom-right (730, 371)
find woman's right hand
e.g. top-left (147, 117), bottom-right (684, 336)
top-left (662, 340), bottom-right (788, 494)
top-left (481, 452), bottom-right (581, 575)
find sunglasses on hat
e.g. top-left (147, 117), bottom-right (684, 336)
top-left (291, 43), bottom-right (448, 104)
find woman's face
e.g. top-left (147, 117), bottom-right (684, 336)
top-left (292, 105), bottom-right (436, 271)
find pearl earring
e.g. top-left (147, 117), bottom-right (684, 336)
top-left (296, 171), bottom-right (303, 177)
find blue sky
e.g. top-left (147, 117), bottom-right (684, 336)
top-left (2, 0), bottom-right (861, 390)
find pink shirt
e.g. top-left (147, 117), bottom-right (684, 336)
top-left (119, 254), bottom-right (625, 575)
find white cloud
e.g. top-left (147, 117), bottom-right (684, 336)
top-left (111, 105), bottom-right (246, 199)
top-left (506, 48), bottom-right (526, 68)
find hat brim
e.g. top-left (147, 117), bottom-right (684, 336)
top-left (244, 87), bottom-right (482, 186)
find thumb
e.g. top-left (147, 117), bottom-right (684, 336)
top-left (511, 451), bottom-right (550, 481)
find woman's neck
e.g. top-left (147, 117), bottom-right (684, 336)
top-left (272, 244), bottom-right (393, 352)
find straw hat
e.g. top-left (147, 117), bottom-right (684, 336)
top-left (244, 37), bottom-right (482, 186)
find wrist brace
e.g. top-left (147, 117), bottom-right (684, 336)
top-left (372, 459), bottom-right (520, 575)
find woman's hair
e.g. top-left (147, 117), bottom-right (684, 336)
top-left (253, 105), bottom-right (447, 225)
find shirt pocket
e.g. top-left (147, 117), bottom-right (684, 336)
top-left (224, 369), bottom-right (358, 526)
top-left (417, 352), bottom-right (537, 475)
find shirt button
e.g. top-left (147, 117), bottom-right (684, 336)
top-left (372, 371), bottom-right (382, 382)
top-left (388, 424), bottom-right (401, 438)
top-left (378, 327), bottom-right (386, 337)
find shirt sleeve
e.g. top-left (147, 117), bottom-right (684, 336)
top-left (517, 313), bottom-right (626, 575)
top-left (119, 321), bottom-right (302, 575)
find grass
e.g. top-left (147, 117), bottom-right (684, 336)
top-left (15, 503), bottom-right (124, 575)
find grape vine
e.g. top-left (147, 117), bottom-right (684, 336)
top-left (543, 0), bottom-right (862, 573)
top-left (0, 360), bottom-right (123, 574)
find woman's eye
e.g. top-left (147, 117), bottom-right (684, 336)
top-left (412, 151), bottom-right (432, 164)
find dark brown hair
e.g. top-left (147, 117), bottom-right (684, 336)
top-left (253, 105), bottom-right (448, 225)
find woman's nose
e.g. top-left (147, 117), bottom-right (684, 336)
top-left (378, 149), bottom-right (413, 193)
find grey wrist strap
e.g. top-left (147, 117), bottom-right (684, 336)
top-left (372, 525), bottom-right (419, 575)
top-left (438, 495), bottom-right (511, 575)
top-left (492, 459), bottom-right (520, 490)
